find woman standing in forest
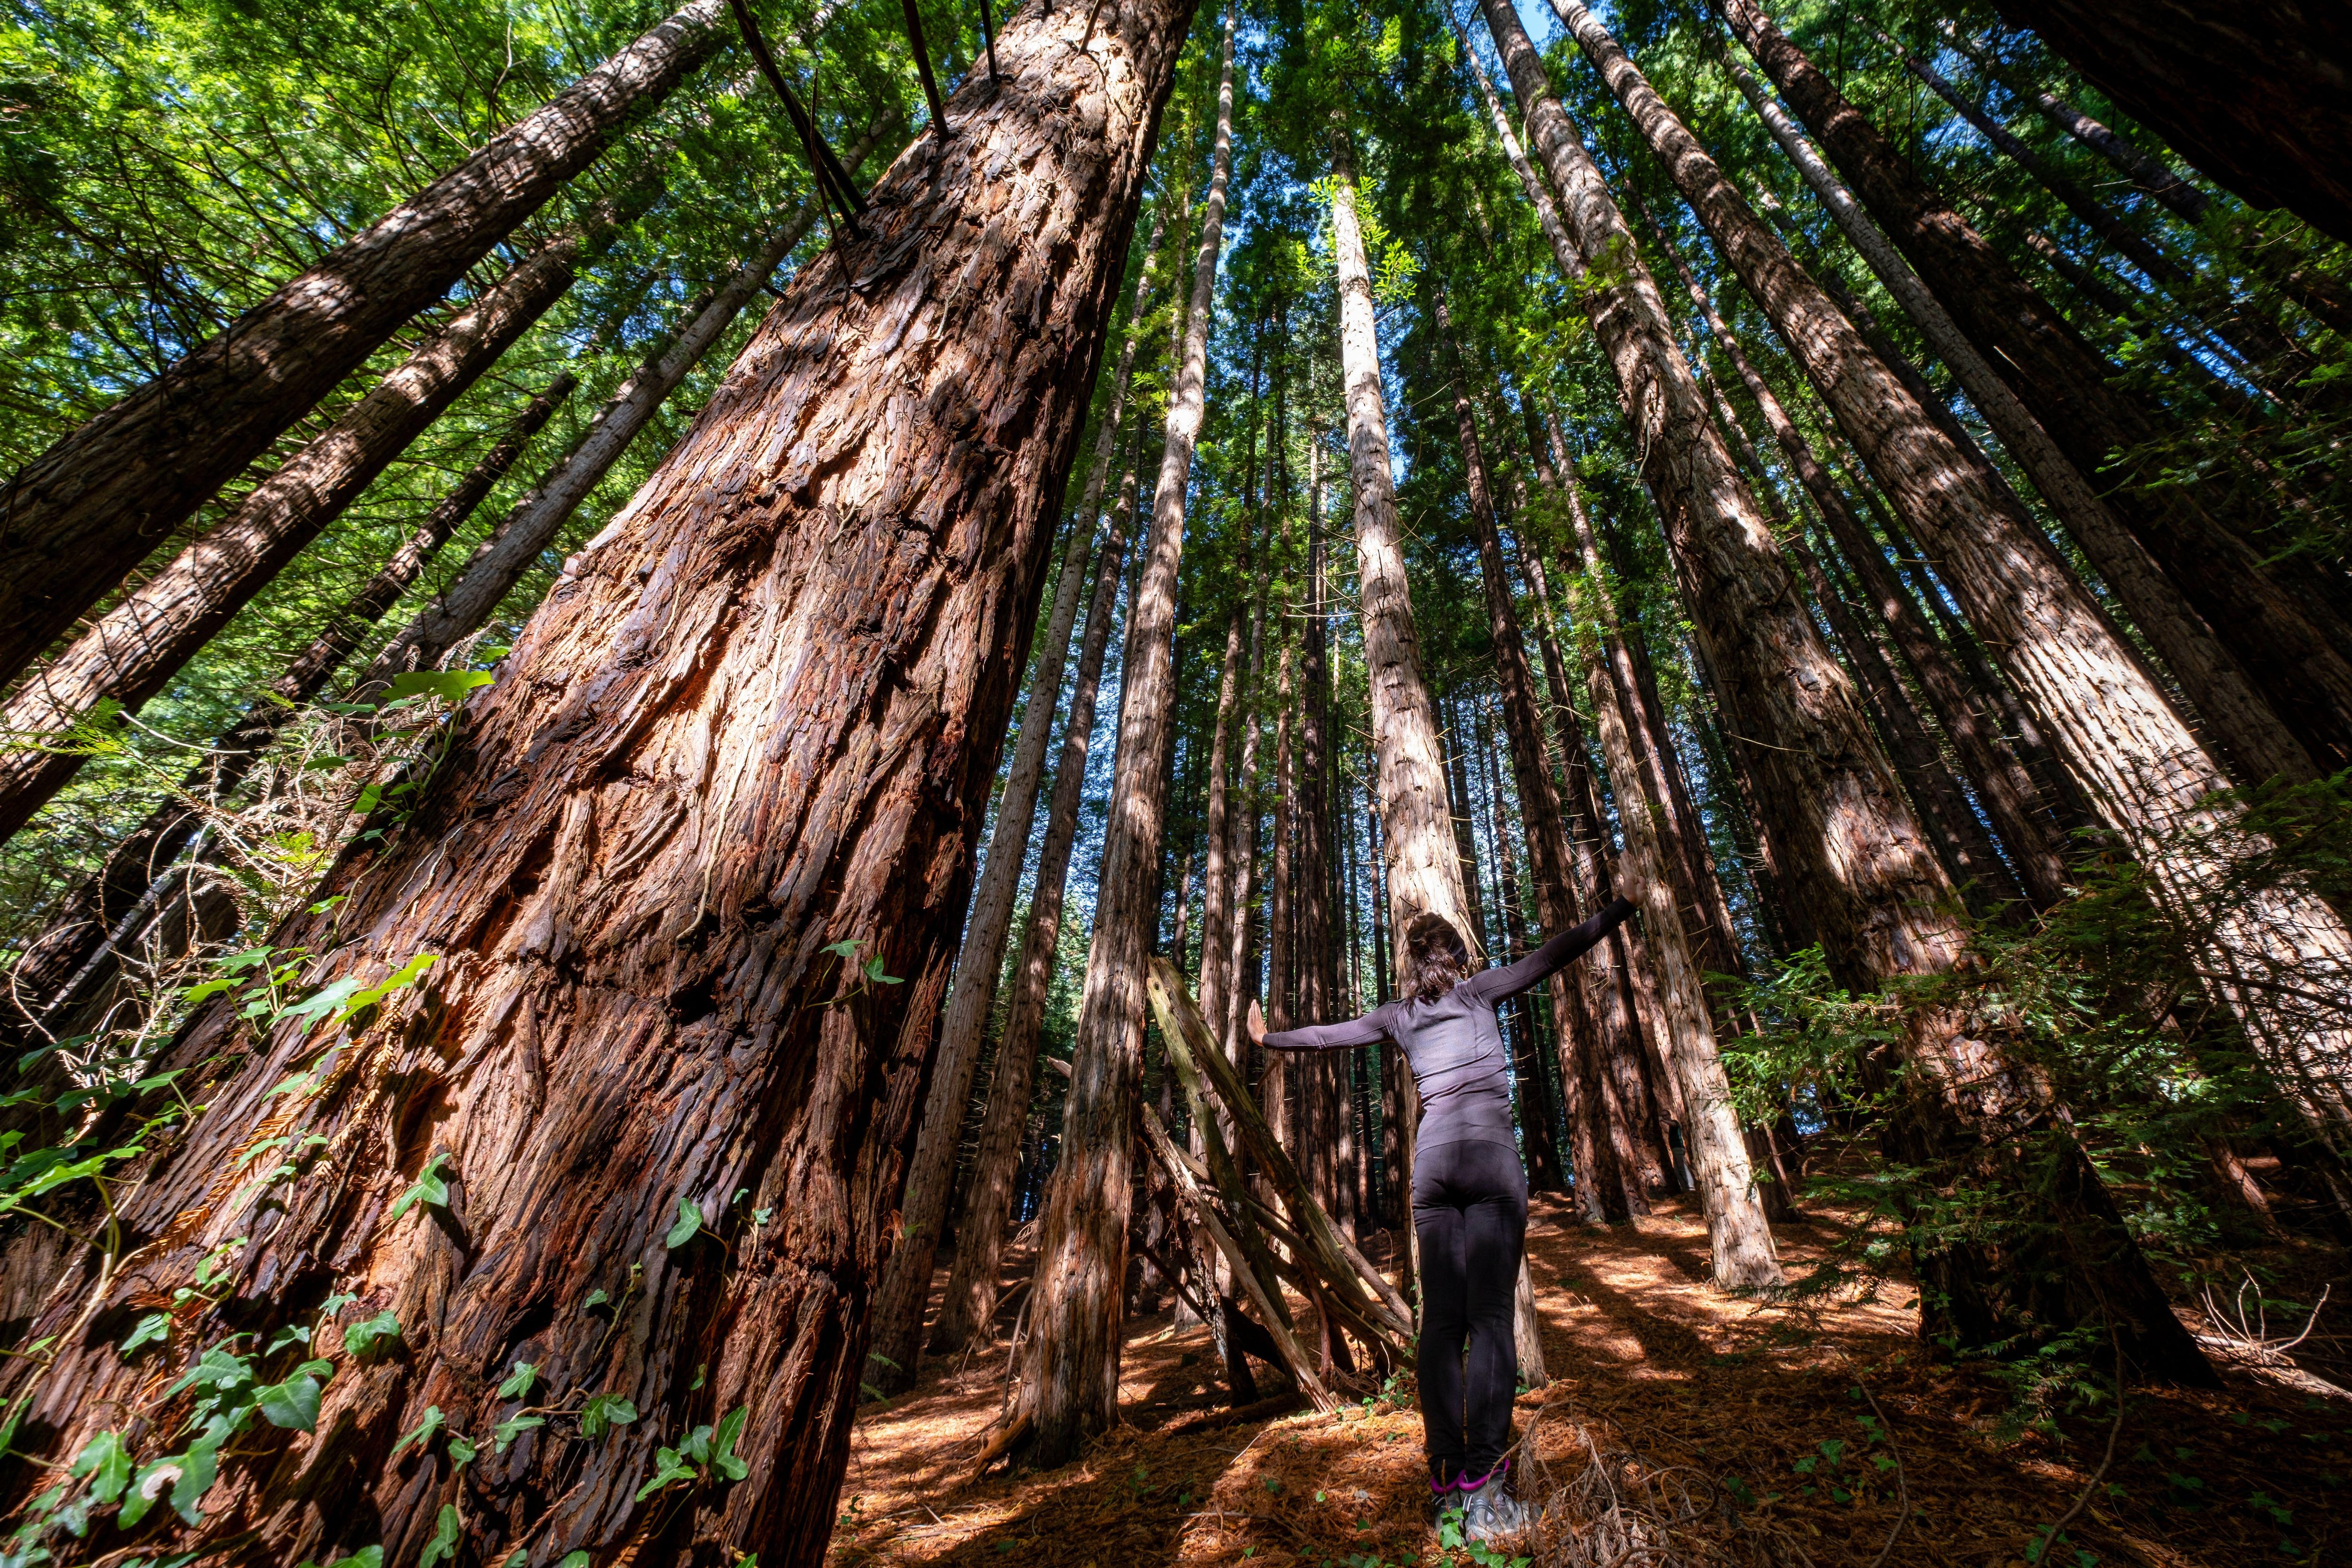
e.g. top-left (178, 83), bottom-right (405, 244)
top-left (1249, 895), bottom-right (1637, 1540)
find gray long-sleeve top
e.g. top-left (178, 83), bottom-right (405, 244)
top-left (1262, 897), bottom-right (1636, 1154)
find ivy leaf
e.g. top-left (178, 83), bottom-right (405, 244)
top-left (384, 670), bottom-right (496, 705)
top-left (448, 1437), bottom-right (477, 1474)
top-left (579, 1391), bottom-right (638, 1440)
top-left (634, 1445), bottom-right (699, 1501)
top-left (663, 1194), bottom-right (702, 1250)
top-left (171, 1437), bottom-right (220, 1525)
top-left (389, 1406), bottom-right (445, 1461)
top-left (492, 1414), bottom-right (545, 1453)
top-left (387, 1154), bottom-right (452, 1224)
top-left (330, 954), bottom-right (438, 1028)
top-left (417, 1503), bottom-right (462, 1568)
top-left (556, 1554), bottom-right (591, 1568)
top-left (120, 1312), bottom-right (170, 1355)
top-left (496, 1361), bottom-right (539, 1400)
top-left (342, 1310), bottom-right (401, 1358)
top-left (583, 1288), bottom-right (611, 1312)
top-left (256, 1362), bottom-right (333, 1432)
top-left (325, 1551), bottom-right (383, 1568)
top-left (275, 976), bottom-right (365, 1036)
top-left (710, 1405), bottom-right (750, 1482)
top-left (69, 1430), bottom-right (132, 1505)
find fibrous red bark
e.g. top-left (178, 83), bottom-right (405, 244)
top-left (0, 4), bottom-right (1193, 1561)
top-left (0, 0), bottom-right (730, 687)
top-left (353, 117), bottom-right (904, 694)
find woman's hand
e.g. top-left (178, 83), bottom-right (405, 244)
top-left (1246, 997), bottom-right (1268, 1049)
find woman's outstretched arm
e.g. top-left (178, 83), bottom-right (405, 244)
top-left (1247, 997), bottom-right (1398, 1052)
top-left (1462, 895), bottom-right (1638, 1004)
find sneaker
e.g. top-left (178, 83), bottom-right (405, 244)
top-left (1460, 1461), bottom-right (1530, 1544)
top-left (1429, 1469), bottom-right (1468, 1526)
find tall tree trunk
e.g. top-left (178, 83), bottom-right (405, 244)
top-left (1986, 0), bottom-right (2352, 245)
top-left (0, 168), bottom-right (668, 843)
top-left (1628, 189), bottom-right (2071, 908)
top-left (1198, 600), bottom-right (1248, 1041)
top-left (1719, 0), bottom-right (2352, 783)
top-left (1484, 0), bottom-right (2217, 1358)
top-left (1222, 585), bottom-right (1269, 1056)
top-left (352, 118), bottom-right (902, 692)
top-left (1018, 0), bottom-right (1227, 1468)
top-left (932, 426), bottom-right (1143, 1359)
top-left (1439, 293), bottom-right (1583, 1199)
top-left (1714, 8), bottom-right (2352, 1150)
top-left (1688, 352), bottom-right (2023, 912)
top-left (1718, 44), bottom-right (2320, 796)
top-left (0, 377), bottom-right (573, 1058)
top-left (867, 182), bottom-right (1171, 1396)
top-left (0, 0), bottom-right (734, 686)
top-left (0, 6), bottom-right (1195, 1561)
top-left (1331, 130), bottom-right (1477, 961)
top-left (1879, 30), bottom-right (2305, 383)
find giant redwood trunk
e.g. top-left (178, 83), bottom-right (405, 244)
top-left (1989, 0), bottom-right (2352, 244)
top-left (867, 189), bottom-right (1170, 1395)
top-left (1483, 0), bottom-right (2212, 1365)
top-left (932, 426), bottom-right (1141, 1358)
top-left (0, 379), bottom-right (573, 1059)
top-left (0, 6), bottom-right (1192, 1563)
top-left (1719, 0), bottom-right (2352, 783)
top-left (1019, 0), bottom-right (1225, 1468)
top-left (353, 116), bottom-right (905, 694)
top-left (0, 0), bottom-right (729, 687)
top-left (0, 170), bottom-right (663, 844)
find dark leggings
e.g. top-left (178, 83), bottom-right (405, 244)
top-left (1412, 1138), bottom-right (1529, 1483)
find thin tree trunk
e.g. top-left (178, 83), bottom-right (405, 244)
top-left (1440, 293), bottom-right (1584, 1200)
top-left (1222, 586), bottom-right (1268, 1056)
top-left (1719, 0), bottom-right (2352, 783)
top-left (0, 0), bottom-right (732, 685)
top-left (867, 182), bottom-right (1171, 1396)
top-left (353, 118), bottom-right (901, 692)
top-left (932, 425), bottom-right (1143, 1358)
top-left (0, 167), bottom-right (667, 842)
top-left (1198, 600), bottom-right (1247, 1041)
top-left (0, 6), bottom-right (1195, 1560)
top-left (1018, 1), bottom-right (1228, 1468)
top-left (0, 377), bottom-right (573, 1054)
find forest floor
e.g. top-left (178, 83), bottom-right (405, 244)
top-left (832, 1193), bottom-right (2349, 1568)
